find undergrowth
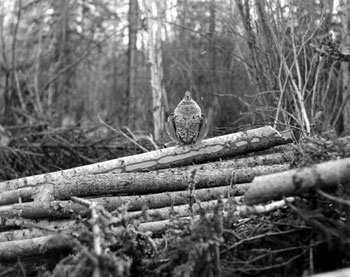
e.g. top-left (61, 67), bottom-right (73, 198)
top-left (30, 194), bottom-right (350, 277)
top-left (0, 125), bottom-right (157, 181)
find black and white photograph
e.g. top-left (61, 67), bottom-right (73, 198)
top-left (0, 0), bottom-right (349, 276)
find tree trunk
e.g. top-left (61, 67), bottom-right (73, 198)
top-left (2, 0), bottom-right (23, 125)
top-left (206, 1), bottom-right (219, 136)
top-left (244, 157), bottom-right (350, 205)
top-left (235, 0), bottom-right (266, 95)
top-left (51, 0), bottom-right (75, 126)
top-left (341, 0), bottom-right (350, 130)
top-left (145, 0), bottom-right (167, 141)
top-left (127, 0), bottom-right (139, 129)
top-left (0, 126), bottom-right (291, 192)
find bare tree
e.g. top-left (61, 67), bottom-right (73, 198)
top-left (144, 0), bottom-right (168, 141)
top-left (206, 1), bottom-right (220, 136)
top-left (1, 0), bottom-right (23, 125)
top-left (50, 0), bottom-right (76, 126)
top-left (127, 0), bottom-right (139, 129)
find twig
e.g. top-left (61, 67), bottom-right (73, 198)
top-left (97, 113), bottom-right (149, 153)
top-left (71, 196), bottom-right (102, 277)
top-left (47, 134), bottom-right (96, 163)
top-left (286, 202), bottom-right (340, 238)
top-left (11, 0), bottom-right (25, 111)
top-left (316, 189), bottom-right (350, 207)
top-left (243, 245), bottom-right (314, 272)
top-left (309, 239), bottom-right (315, 275)
top-left (221, 228), bottom-right (304, 254)
top-left (91, 201), bottom-right (102, 277)
top-left (71, 196), bottom-right (91, 207)
top-left (121, 126), bottom-right (137, 141)
top-left (123, 126), bottom-right (159, 150)
top-left (187, 168), bottom-right (197, 214)
top-left (332, 92), bottom-right (350, 128)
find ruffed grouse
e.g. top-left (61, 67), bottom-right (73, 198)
top-left (166, 91), bottom-right (207, 145)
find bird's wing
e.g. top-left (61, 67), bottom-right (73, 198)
top-left (196, 113), bottom-right (208, 142)
top-left (166, 113), bottom-right (179, 143)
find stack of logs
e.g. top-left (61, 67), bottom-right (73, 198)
top-left (0, 125), bottom-right (349, 266)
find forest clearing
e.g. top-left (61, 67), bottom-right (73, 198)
top-left (1, 0), bottom-right (350, 276)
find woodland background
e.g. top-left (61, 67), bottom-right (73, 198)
top-left (0, 0), bottom-right (350, 143)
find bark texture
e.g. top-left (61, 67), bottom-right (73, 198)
top-left (245, 158), bottom-right (350, 205)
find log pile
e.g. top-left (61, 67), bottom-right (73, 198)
top-left (0, 126), bottom-right (294, 260)
top-left (0, 125), bottom-right (349, 276)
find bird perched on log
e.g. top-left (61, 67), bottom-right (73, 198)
top-left (166, 91), bottom-right (207, 145)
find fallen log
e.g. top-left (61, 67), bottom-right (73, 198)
top-left (0, 184), bottom-right (250, 219)
top-left (118, 196), bottom-right (244, 221)
top-left (0, 216), bottom-right (164, 241)
top-left (142, 197), bottom-right (296, 233)
top-left (0, 163), bottom-right (288, 205)
top-left (0, 217), bottom-right (78, 233)
top-left (0, 219), bottom-right (166, 243)
top-left (0, 235), bottom-right (73, 261)
top-left (310, 267), bottom-right (350, 277)
top-left (247, 143), bottom-right (294, 156)
top-left (179, 146), bottom-right (294, 170)
top-left (0, 228), bottom-right (53, 242)
top-left (244, 157), bottom-right (350, 205)
top-left (0, 126), bottom-right (290, 192)
top-left (0, 219), bottom-right (184, 243)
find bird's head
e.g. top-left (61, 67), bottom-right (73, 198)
top-left (174, 90), bottom-right (201, 116)
top-left (183, 91), bottom-right (192, 101)
top-left (182, 91), bottom-right (192, 102)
